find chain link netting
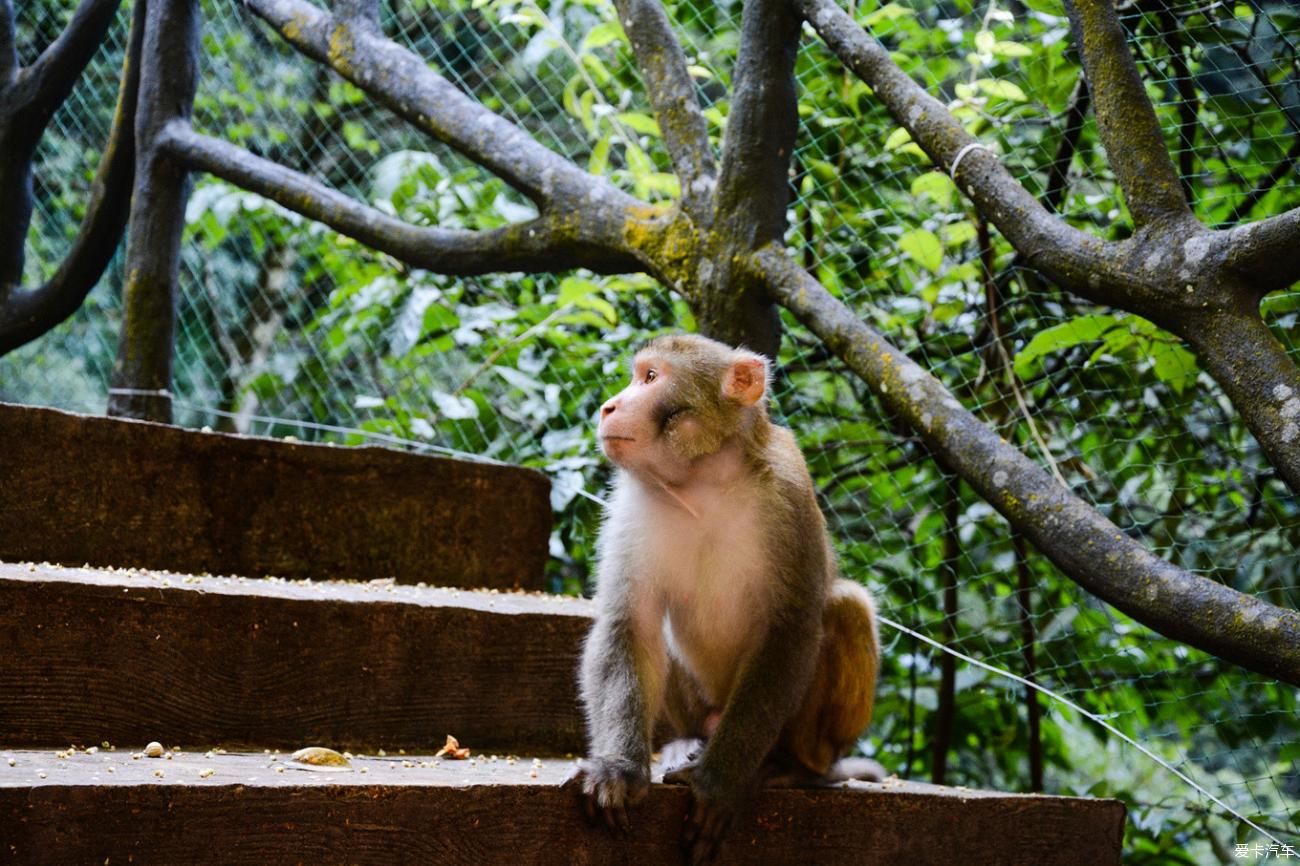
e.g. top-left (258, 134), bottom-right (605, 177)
top-left (5, 0), bottom-right (1298, 856)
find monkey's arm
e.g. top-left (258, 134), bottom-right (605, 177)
top-left (671, 593), bottom-right (823, 862)
top-left (574, 570), bottom-right (667, 831)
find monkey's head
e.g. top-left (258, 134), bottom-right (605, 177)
top-left (598, 334), bottom-right (770, 482)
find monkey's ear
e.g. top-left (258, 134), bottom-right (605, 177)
top-left (723, 354), bottom-right (769, 406)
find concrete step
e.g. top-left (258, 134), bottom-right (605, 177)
top-left (0, 403), bottom-right (551, 590)
top-left (0, 748), bottom-right (1124, 865)
top-left (0, 561), bottom-right (590, 754)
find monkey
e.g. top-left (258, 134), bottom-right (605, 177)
top-left (569, 333), bottom-right (882, 864)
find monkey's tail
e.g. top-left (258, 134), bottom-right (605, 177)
top-left (761, 755), bottom-right (886, 788)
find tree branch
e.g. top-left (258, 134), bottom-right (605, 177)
top-left (108, 0), bottom-right (200, 422)
top-left (752, 243), bottom-right (1300, 686)
top-left (1, 1), bottom-right (16, 87)
top-left (0, 0), bottom-right (143, 355)
top-left (673, 0), bottom-right (804, 357)
top-left (613, 0), bottom-right (715, 219)
top-left (1180, 306), bottom-right (1300, 492)
top-left (797, 0), bottom-right (1127, 304)
top-left (244, 0), bottom-right (638, 218)
top-left (1063, 0), bottom-right (1190, 227)
top-left (712, 0), bottom-right (799, 246)
top-left (1222, 206), bottom-right (1300, 292)
top-left (13, 0), bottom-right (122, 126)
top-left (160, 123), bottom-right (642, 276)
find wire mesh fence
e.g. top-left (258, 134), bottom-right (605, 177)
top-left (5, 0), bottom-right (1299, 857)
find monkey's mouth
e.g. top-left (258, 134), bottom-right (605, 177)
top-left (601, 435), bottom-right (635, 443)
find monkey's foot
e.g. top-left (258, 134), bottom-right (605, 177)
top-left (658, 738), bottom-right (704, 775)
top-left (564, 756), bottom-right (649, 834)
top-left (662, 762), bottom-right (741, 866)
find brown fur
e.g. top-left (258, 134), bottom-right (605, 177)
top-left (780, 579), bottom-right (880, 776)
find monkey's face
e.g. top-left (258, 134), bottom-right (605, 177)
top-left (598, 336), bottom-right (769, 484)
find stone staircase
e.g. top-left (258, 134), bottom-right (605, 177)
top-left (0, 403), bottom-right (1124, 864)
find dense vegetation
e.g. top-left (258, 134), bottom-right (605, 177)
top-left (4, 0), bottom-right (1298, 859)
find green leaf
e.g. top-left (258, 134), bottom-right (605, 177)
top-left (342, 121), bottom-right (370, 149)
top-left (808, 158), bottom-right (838, 184)
top-left (576, 294), bottom-right (618, 325)
top-left (863, 3), bottom-right (915, 27)
top-left (420, 303), bottom-right (460, 338)
top-left (993, 41), bottom-right (1033, 58)
top-left (898, 229), bottom-right (943, 273)
top-left (581, 53), bottom-right (612, 86)
top-left (640, 172), bottom-right (681, 198)
top-left (558, 276), bottom-right (600, 305)
top-left (941, 221), bottom-right (978, 247)
top-left (578, 89), bottom-right (596, 134)
top-left (910, 172), bottom-right (956, 208)
top-left (884, 127), bottom-right (914, 150)
top-left (976, 78), bottom-right (1027, 101)
top-left (581, 21), bottom-right (625, 51)
top-left (501, 7), bottom-right (547, 29)
top-left (562, 77), bottom-right (582, 119)
top-left (616, 112), bottom-right (661, 137)
top-left (1149, 338), bottom-right (1200, 395)
top-left (1013, 314), bottom-right (1120, 379)
top-left (588, 134), bottom-right (612, 175)
top-left (624, 140), bottom-right (654, 179)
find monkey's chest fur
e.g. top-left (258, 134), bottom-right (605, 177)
top-left (625, 480), bottom-right (772, 706)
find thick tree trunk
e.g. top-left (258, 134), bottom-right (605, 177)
top-left (686, 0), bottom-right (800, 359)
top-left (107, 0), bottom-right (199, 422)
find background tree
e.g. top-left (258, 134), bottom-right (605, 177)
top-left (3, 0), bottom-right (1298, 859)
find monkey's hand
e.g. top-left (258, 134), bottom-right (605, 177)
top-left (662, 761), bottom-right (748, 865)
top-left (565, 756), bottom-right (649, 833)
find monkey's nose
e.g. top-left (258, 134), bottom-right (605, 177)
top-left (600, 400), bottom-right (617, 419)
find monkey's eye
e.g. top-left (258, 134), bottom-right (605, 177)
top-left (645, 369), bottom-right (658, 383)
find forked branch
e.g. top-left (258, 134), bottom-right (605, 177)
top-left (1224, 206), bottom-right (1300, 293)
top-left (712, 0), bottom-right (800, 246)
top-left (613, 0), bottom-right (715, 219)
top-left (0, 0), bottom-right (141, 355)
top-left (1064, 0), bottom-right (1190, 227)
top-left (161, 123), bottom-right (641, 276)
top-left (12, 0), bottom-right (121, 121)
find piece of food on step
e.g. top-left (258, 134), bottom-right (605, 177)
top-left (435, 735), bottom-right (471, 760)
top-left (287, 746), bottom-right (353, 771)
